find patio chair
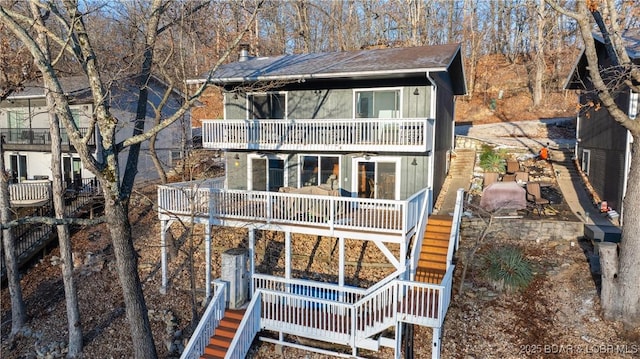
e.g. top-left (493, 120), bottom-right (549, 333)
top-left (526, 182), bottom-right (550, 215)
top-left (506, 159), bottom-right (520, 174)
top-left (483, 172), bottom-right (499, 188)
top-left (515, 171), bottom-right (529, 183)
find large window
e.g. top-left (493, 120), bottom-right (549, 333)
top-left (248, 93), bottom-right (286, 119)
top-left (300, 155), bottom-right (339, 188)
top-left (355, 89), bottom-right (400, 118)
top-left (7, 111), bottom-right (27, 141)
top-left (355, 159), bottom-right (398, 200)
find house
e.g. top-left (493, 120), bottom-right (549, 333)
top-left (159, 44), bottom-right (466, 359)
top-left (0, 75), bottom-right (190, 186)
top-left (566, 29), bottom-right (640, 222)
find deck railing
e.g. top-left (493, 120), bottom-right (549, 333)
top-left (201, 118), bottom-right (433, 152)
top-left (446, 188), bottom-right (465, 269)
top-left (8, 181), bottom-right (52, 203)
top-left (158, 185), bottom-right (427, 236)
top-left (180, 281), bottom-right (228, 359)
top-left (181, 265), bottom-right (454, 358)
top-left (0, 127), bottom-right (95, 146)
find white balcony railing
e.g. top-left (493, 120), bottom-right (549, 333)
top-left (158, 184), bottom-right (427, 238)
top-left (201, 118), bottom-right (433, 152)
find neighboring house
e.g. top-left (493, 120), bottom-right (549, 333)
top-left (0, 75), bottom-right (190, 185)
top-left (566, 29), bottom-right (640, 222)
top-left (159, 44), bottom-right (466, 359)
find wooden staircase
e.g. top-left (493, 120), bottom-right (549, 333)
top-left (415, 215), bottom-right (453, 284)
top-left (200, 309), bottom-right (246, 359)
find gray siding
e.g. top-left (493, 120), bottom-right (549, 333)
top-left (431, 72), bottom-right (455, 200)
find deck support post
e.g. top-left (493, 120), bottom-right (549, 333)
top-left (205, 224), bottom-right (212, 299)
top-left (432, 327), bottom-right (441, 359)
top-left (338, 237), bottom-right (345, 287)
top-left (285, 231), bottom-right (291, 280)
top-left (160, 219), bottom-right (168, 294)
top-left (249, 229), bottom-right (255, 297)
top-left (394, 321), bottom-right (403, 359)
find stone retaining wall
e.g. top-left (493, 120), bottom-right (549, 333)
top-left (461, 217), bottom-right (584, 242)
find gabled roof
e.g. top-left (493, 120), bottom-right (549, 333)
top-left (191, 44), bottom-right (467, 95)
top-left (565, 28), bottom-right (640, 90)
top-left (7, 75), bottom-right (91, 100)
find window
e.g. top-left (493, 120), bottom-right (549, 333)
top-left (300, 155), bottom-right (339, 187)
top-left (630, 91), bottom-right (638, 120)
top-left (9, 154), bottom-right (27, 182)
top-left (355, 159), bottom-right (397, 199)
top-left (355, 89), bottom-right (400, 118)
top-left (7, 111), bottom-right (27, 141)
top-left (248, 93), bottom-right (286, 119)
top-left (581, 149), bottom-right (591, 176)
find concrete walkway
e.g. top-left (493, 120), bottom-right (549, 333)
top-left (434, 148), bottom-right (476, 215)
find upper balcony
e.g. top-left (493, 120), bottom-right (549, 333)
top-left (202, 118), bottom-right (434, 153)
top-left (0, 127), bottom-right (96, 151)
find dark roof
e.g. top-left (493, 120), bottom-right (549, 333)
top-left (194, 44), bottom-right (466, 93)
top-left (565, 29), bottom-right (640, 90)
top-left (7, 75), bottom-right (90, 99)
top-left (593, 28), bottom-right (640, 59)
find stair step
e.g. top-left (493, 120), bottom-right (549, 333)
top-left (421, 245), bottom-right (448, 254)
top-left (419, 252), bottom-right (447, 263)
top-left (214, 326), bottom-right (237, 339)
top-left (423, 231), bottom-right (451, 241)
top-left (203, 343), bottom-right (228, 357)
top-left (209, 335), bottom-right (232, 348)
top-left (224, 309), bottom-right (245, 321)
top-left (425, 225), bottom-right (451, 234)
top-left (219, 317), bottom-right (242, 330)
top-left (417, 261), bottom-right (447, 272)
top-left (201, 354), bottom-right (225, 359)
top-left (427, 215), bottom-right (454, 227)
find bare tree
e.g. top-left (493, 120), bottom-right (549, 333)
top-left (546, 0), bottom-right (640, 329)
top-left (0, 124), bottom-right (26, 340)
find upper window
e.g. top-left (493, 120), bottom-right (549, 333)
top-left (630, 91), bottom-right (638, 120)
top-left (355, 89), bottom-right (400, 119)
top-left (248, 93), bottom-right (286, 119)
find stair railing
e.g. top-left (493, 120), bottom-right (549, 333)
top-left (446, 188), bottom-right (465, 269)
top-left (408, 188), bottom-right (431, 281)
top-left (180, 281), bottom-right (228, 359)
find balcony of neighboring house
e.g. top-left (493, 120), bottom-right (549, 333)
top-left (157, 177), bottom-right (428, 243)
top-left (0, 127), bottom-right (96, 152)
top-left (201, 118), bottom-right (434, 153)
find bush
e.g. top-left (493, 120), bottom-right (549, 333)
top-left (479, 145), bottom-right (505, 173)
top-left (483, 246), bottom-right (533, 292)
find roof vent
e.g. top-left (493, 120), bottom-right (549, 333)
top-left (239, 44), bottom-right (252, 62)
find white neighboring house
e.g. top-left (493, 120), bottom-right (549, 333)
top-left (1, 75), bottom-right (190, 186)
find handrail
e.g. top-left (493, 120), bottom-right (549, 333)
top-left (446, 188), bottom-right (465, 269)
top-left (408, 188), bottom-right (431, 281)
top-left (180, 282), bottom-right (228, 359)
top-left (225, 292), bottom-right (262, 359)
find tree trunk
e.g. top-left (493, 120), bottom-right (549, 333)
top-left (30, 2), bottom-right (83, 354)
top-left (102, 194), bottom-right (158, 358)
top-left (0, 133), bottom-right (26, 338)
top-left (615, 138), bottom-right (640, 328)
top-left (532, 0), bottom-right (545, 107)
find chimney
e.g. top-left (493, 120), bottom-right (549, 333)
top-left (239, 43), bottom-right (251, 62)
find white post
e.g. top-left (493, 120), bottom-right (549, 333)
top-left (205, 224), bottom-right (212, 299)
top-left (285, 231), bottom-right (291, 280)
top-left (160, 220), bottom-right (168, 294)
top-left (432, 327), bottom-right (441, 359)
top-left (395, 320), bottom-right (403, 359)
top-left (249, 229), bottom-right (255, 296)
top-left (338, 237), bottom-right (345, 287)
